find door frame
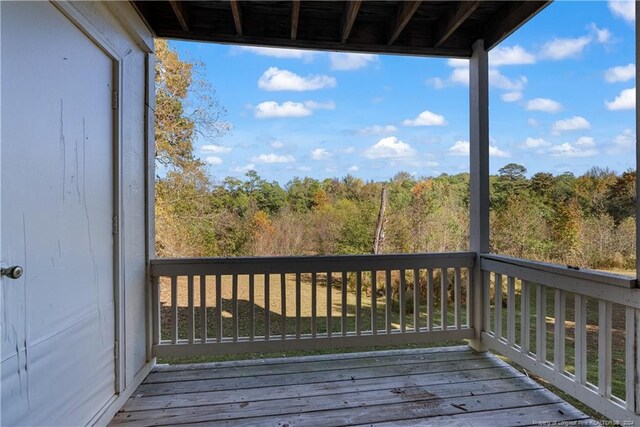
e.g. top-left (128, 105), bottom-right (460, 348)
top-left (51, 1), bottom-right (126, 394)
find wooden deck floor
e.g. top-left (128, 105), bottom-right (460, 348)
top-left (111, 346), bottom-right (592, 426)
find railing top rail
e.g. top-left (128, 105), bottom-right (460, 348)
top-left (150, 251), bottom-right (476, 276)
top-left (481, 253), bottom-right (636, 288)
top-left (481, 253), bottom-right (639, 309)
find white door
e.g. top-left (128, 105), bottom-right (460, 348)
top-left (1, 2), bottom-right (117, 425)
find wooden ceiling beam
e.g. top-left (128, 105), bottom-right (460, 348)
top-left (168, 0), bottom-right (189, 32)
top-left (230, 0), bottom-right (243, 36)
top-left (341, 0), bottom-right (362, 43)
top-left (291, 0), bottom-right (300, 40)
top-left (387, 1), bottom-right (422, 46)
top-left (483, 1), bottom-right (551, 49)
top-left (434, 1), bottom-right (480, 48)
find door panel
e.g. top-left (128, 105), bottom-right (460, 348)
top-left (1, 2), bottom-right (116, 425)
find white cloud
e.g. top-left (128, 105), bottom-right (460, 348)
top-left (251, 153), bottom-right (295, 164)
top-left (589, 23), bottom-right (612, 44)
top-left (608, 0), bottom-right (635, 22)
top-left (348, 165), bottom-right (359, 172)
top-left (357, 124), bottom-right (398, 135)
top-left (254, 100), bottom-right (335, 118)
top-left (258, 67), bottom-right (336, 91)
top-left (205, 156), bottom-right (223, 165)
top-left (605, 87), bottom-right (635, 110)
top-left (528, 118), bottom-right (539, 127)
top-left (448, 140), bottom-right (510, 158)
top-left (329, 53), bottom-right (378, 70)
top-left (202, 144), bottom-right (232, 154)
top-left (447, 58), bottom-right (468, 68)
top-left (490, 146), bottom-right (511, 158)
top-left (311, 148), bottom-right (331, 160)
top-left (552, 116), bottom-right (591, 134)
top-left (364, 136), bottom-right (415, 159)
top-left (490, 70), bottom-right (527, 91)
top-left (449, 140), bottom-right (470, 156)
top-left (343, 147), bottom-right (355, 154)
top-left (605, 63), bottom-right (635, 83)
top-left (608, 128), bottom-right (634, 153)
top-left (490, 45), bottom-right (536, 66)
top-left (526, 98), bottom-right (563, 113)
top-left (233, 46), bottom-right (316, 61)
top-left (539, 36), bottom-right (591, 60)
top-left (255, 101), bottom-right (311, 118)
top-left (450, 67), bottom-right (470, 85)
top-left (426, 77), bottom-right (446, 89)
top-left (523, 137), bottom-right (551, 148)
top-left (502, 92), bottom-right (523, 102)
top-left (230, 163), bottom-right (255, 173)
top-left (271, 140), bottom-right (284, 149)
top-left (403, 110), bottom-right (447, 127)
top-left (549, 136), bottom-right (598, 158)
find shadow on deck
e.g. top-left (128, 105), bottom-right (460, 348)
top-left (111, 345), bottom-right (591, 426)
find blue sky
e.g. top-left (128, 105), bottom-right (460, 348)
top-left (171, 0), bottom-right (636, 183)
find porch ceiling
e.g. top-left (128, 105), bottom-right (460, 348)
top-left (131, 1), bottom-right (551, 58)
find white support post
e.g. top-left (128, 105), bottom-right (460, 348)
top-left (468, 39), bottom-right (489, 352)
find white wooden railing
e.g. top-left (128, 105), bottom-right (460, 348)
top-left (481, 254), bottom-right (640, 422)
top-left (149, 252), bottom-right (476, 357)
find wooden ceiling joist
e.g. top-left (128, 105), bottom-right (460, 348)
top-left (132, 1), bottom-right (551, 59)
top-left (168, 0), bottom-right (189, 32)
top-left (291, 0), bottom-right (300, 40)
top-left (434, 1), bottom-right (480, 48)
top-left (229, 0), bottom-right (243, 36)
top-left (484, 1), bottom-right (551, 49)
top-left (387, 1), bottom-right (422, 46)
top-left (341, 0), bottom-right (362, 44)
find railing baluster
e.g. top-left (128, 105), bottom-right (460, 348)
top-left (281, 272), bottom-right (286, 340)
top-left (295, 272), bottom-right (301, 339)
top-left (342, 271), bottom-right (348, 336)
top-left (521, 280), bottom-right (530, 354)
top-left (441, 268), bottom-right (448, 331)
top-left (371, 270), bottom-right (377, 335)
top-left (311, 272), bottom-right (317, 338)
top-left (536, 284), bottom-right (546, 363)
top-left (598, 300), bottom-right (612, 398)
top-left (187, 275), bottom-right (195, 344)
top-left (327, 271), bottom-right (332, 337)
top-left (385, 270), bottom-right (392, 334)
top-left (152, 276), bottom-right (161, 346)
top-left (466, 268), bottom-right (471, 329)
top-left (494, 273), bottom-right (502, 339)
top-left (507, 276), bottom-right (515, 346)
top-left (625, 307), bottom-right (636, 411)
top-left (413, 268), bottom-right (420, 332)
top-left (232, 274), bottom-right (238, 342)
top-left (554, 289), bottom-right (565, 372)
top-left (199, 275), bottom-right (207, 343)
top-left (216, 274), bottom-right (222, 342)
top-left (400, 270), bottom-right (406, 332)
top-left (483, 271), bottom-right (490, 334)
top-left (264, 273), bottom-right (270, 340)
top-left (248, 274), bottom-right (254, 341)
top-left (574, 294), bottom-right (587, 384)
top-left (427, 268), bottom-right (434, 331)
top-left (356, 271), bottom-right (362, 335)
top-left (454, 267), bottom-right (461, 330)
top-left (170, 276), bottom-right (178, 344)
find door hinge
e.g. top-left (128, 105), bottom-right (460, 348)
top-left (114, 340), bottom-right (120, 358)
top-left (112, 215), bottom-right (119, 235)
top-left (112, 90), bottom-right (119, 110)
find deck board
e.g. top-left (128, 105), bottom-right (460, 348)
top-left (112, 346), bottom-right (591, 426)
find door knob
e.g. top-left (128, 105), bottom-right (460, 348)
top-left (1, 266), bottom-right (23, 279)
